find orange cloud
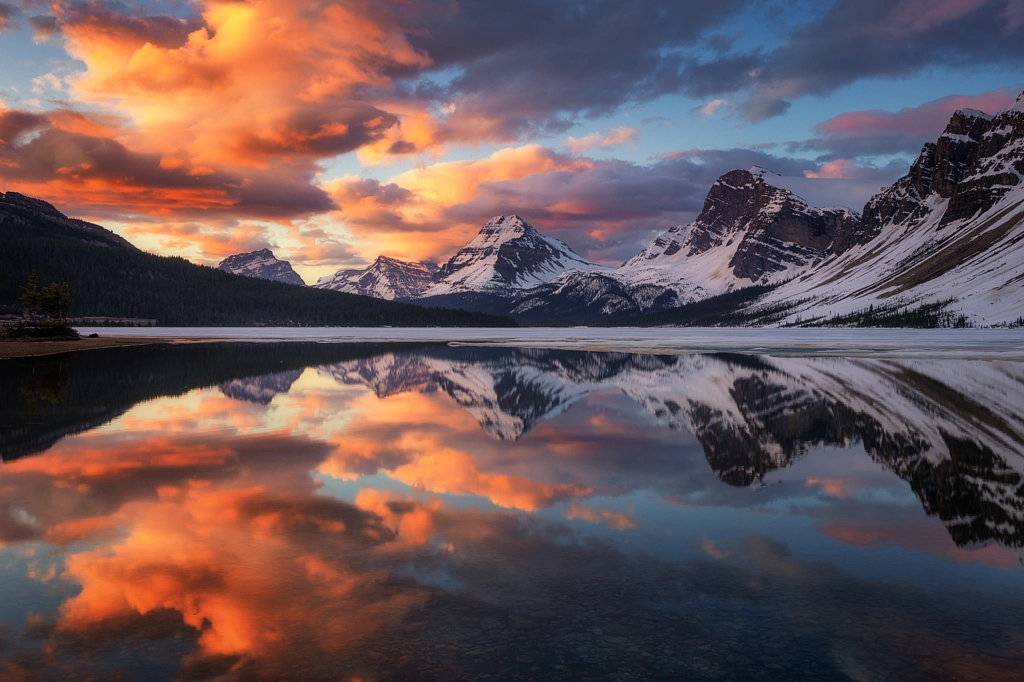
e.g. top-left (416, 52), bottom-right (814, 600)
top-left (805, 477), bottom-right (857, 498)
top-left (387, 143), bottom-right (591, 208)
top-left (803, 159), bottom-right (860, 179)
top-left (56, 481), bottom-right (426, 667)
top-left (566, 126), bottom-right (639, 154)
top-left (564, 501), bottom-right (636, 530)
top-left (61, 0), bottom-right (429, 166)
top-left (317, 389), bottom-right (594, 511)
top-left (322, 144), bottom-right (594, 262)
top-left (355, 489), bottom-right (442, 546)
top-left (822, 520), bottom-right (1019, 568)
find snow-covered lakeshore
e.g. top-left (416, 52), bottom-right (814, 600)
top-left (73, 327), bottom-right (1024, 359)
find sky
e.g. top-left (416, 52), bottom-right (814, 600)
top-left (1, 0), bottom-right (1023, 283)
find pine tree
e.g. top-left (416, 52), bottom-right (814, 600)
top-left (19, 270), bottom-right (40, 319)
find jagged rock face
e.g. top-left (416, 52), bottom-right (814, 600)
top-left (621, 170), bottom-right (859, 301)
top-left (859, 101), bottom-right (1024, 237)
top-left (713, 170), bottom-right (859, 280)
top-left (315, 256), bottom-right (437, 300)
top-left (217, 249), bottom-right (305, 286)
top-left (765, 92), bottom-right (1024, 327)
top-left (856, 143), bottom-right (938, 247)
top-left (423, 215), bottom-right (607, 297)
top-left (0, 191), bottom-right (133, 249)
top-left (942, 100), bottom-right (1024, 225)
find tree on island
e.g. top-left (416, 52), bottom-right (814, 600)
top-left (3, 271), bottom-right (77, 339)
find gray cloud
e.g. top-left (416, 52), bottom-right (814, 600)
top-left (0, 108), bottom-right (336, 219)
top-left (734, 0), bottom-right (1024, 120)
top-left (0, 2), bottom-right (18, 31)
top-left (387, 0), bottom-right (1024, 131)
top-left (396, 0), bottom-right (753, 140)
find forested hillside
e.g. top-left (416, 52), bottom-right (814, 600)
top-left (0, 192), bottom-right (514, 327)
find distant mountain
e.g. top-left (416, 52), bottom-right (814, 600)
top-left (315, 256), bottom-right (438, 300)
top-left (219, 369), bottom-right (304, 404)
top-left (508, 270), bottom-right (678, 322)
top-left (503, 169), bottom-right (860, 322)
top-left (218, 249), bottom-right (305, 286)
top-left (6, 91), bottom-right (1023, 327)
top-left (0, 193), bottom-right (515, 327)
top-left (420, 215), bottom-right (609, 298)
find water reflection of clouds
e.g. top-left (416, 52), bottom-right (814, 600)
top-left (2, 348), bottom-right (1024, 680)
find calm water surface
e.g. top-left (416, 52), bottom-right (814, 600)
top-left (1, 343), bottom-right (1023, 681)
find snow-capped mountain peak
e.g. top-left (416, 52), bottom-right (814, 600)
top-left (217, 249), bottom-right (305, 286)
top-left (618, 169), bottom-right (859, 303)
top-left (315, 255), bottom-right (438, 300)
top-left (421, 215), bottom-right (609, 297)
top-left (1010, 90), bottom-right (1024, 114)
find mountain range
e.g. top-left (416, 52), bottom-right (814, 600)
top-left (4, 91), bottom-right (1022, 328)
top-left (290, 92), bottom-right (1024, 327)
top-left (0, 193), bottom-right (513, 327)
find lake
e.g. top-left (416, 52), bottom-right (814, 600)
top-left (1, 341), bottom-right (1023, 681)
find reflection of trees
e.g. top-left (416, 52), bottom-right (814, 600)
top-left (0, 342), bottom-right (433, 461)
top-left (19, 356), bottom-right (70, 412)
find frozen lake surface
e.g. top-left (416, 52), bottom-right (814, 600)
top-left (76, 326), bottom-right (1024, 358)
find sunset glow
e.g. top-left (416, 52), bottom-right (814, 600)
top-left (2, 0), bottom-right (1022, 281)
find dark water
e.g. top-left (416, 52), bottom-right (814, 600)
top-left (1, 343), bottom-right (1024, 682)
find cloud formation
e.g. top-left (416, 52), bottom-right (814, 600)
top-left (1, 0), bottom-right (1021, 270)
top-left (726, 0), bottom-right (1024, 121)
top-left (796, 87), bottom-right (1021, 159)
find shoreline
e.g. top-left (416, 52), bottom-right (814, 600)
top-left (4, 327), bottom-right (1023, 360)
top-left (0, 336), bottom-right (182, 359)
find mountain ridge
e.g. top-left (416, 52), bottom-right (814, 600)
top-left (316, 255), bottom-right (438, 300)
top-left (217, 249), bottom-right (306, 286)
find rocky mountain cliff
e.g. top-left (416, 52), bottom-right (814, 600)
top-left (760, 93), bottom-right (1024, 326)
top-left (217, 249), bottom-right (305, 286)
top-left (315, 256), bottom-right (438, 300)
top-left (618, 168), bottom-right (860, 302)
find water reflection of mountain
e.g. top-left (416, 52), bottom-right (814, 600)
top-left (319, 349), bottom-right (1024, 552)
top-left (5, 343), bottom-right (1024, 555)
top-left (219, 369), bottom-right (304, 404)
top-left (0, 342), bottom-right (432, 461)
